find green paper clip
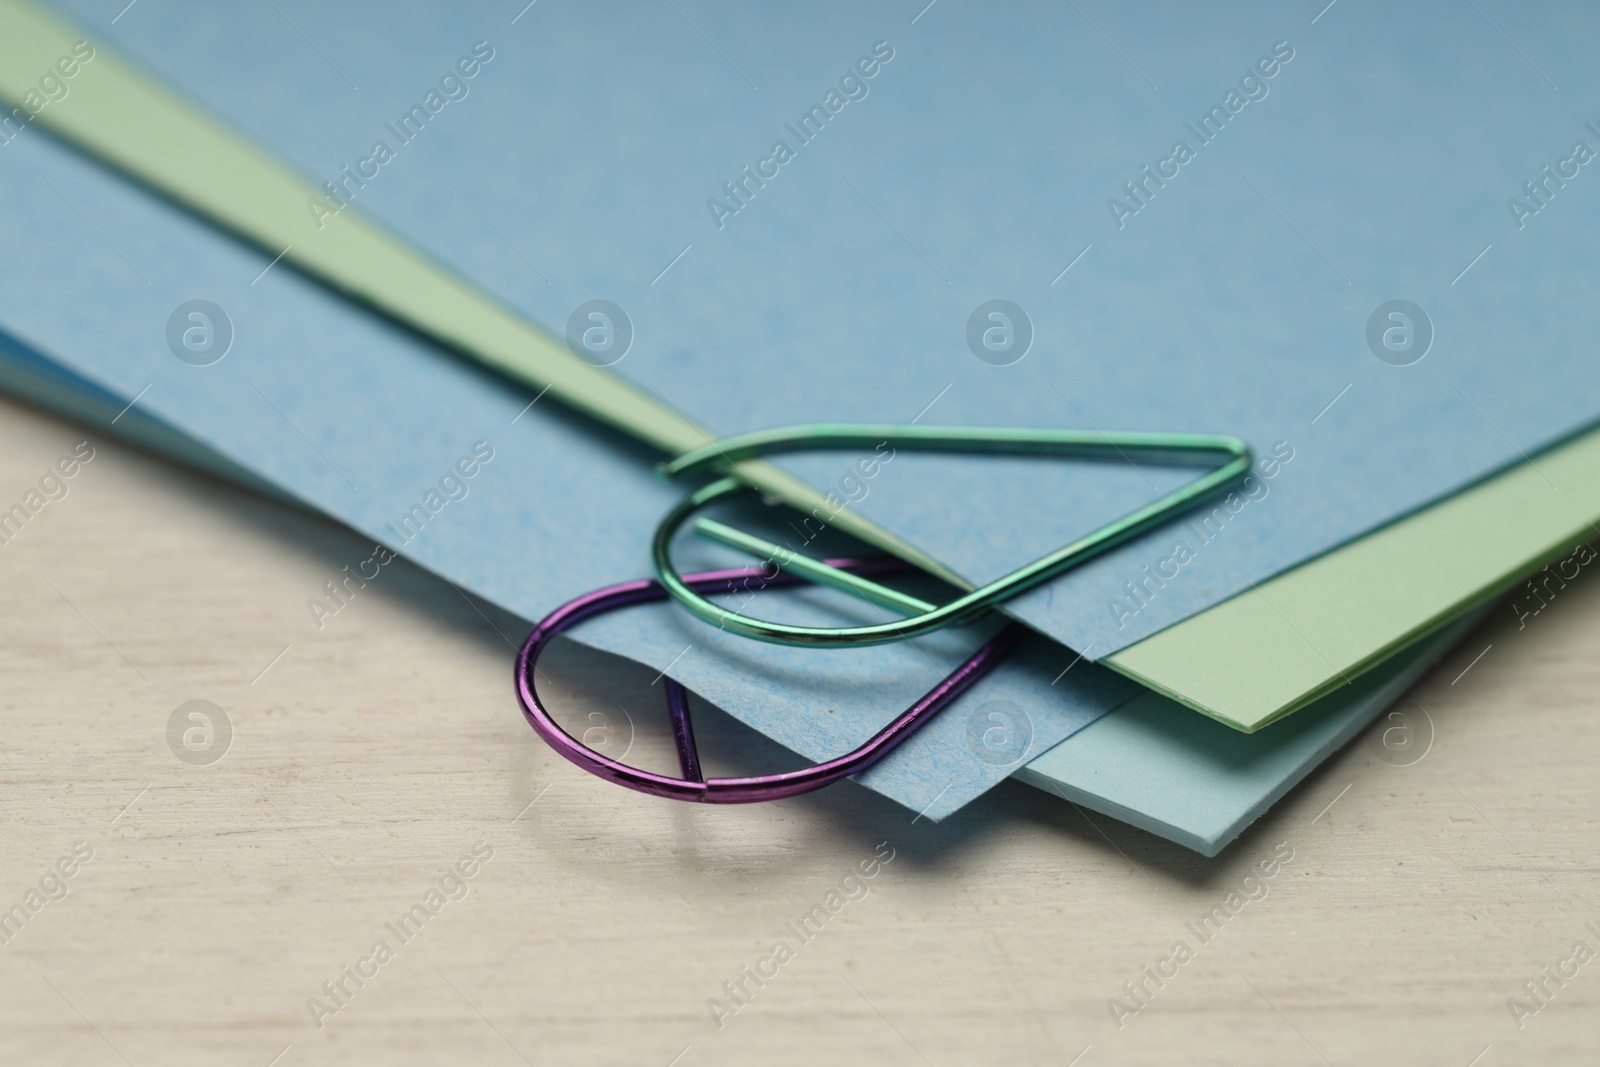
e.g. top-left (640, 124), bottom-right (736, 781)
top-left (652, 424), bottom-right (1251, 647)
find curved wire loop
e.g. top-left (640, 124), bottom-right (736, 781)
top-left (652, 424), bottom-right (1252, 648)
top-left (515, 559), bottom-right (1027, 803)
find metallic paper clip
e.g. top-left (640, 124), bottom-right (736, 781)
top-left (516, 424), bottom-right (1250, 802)
top-left (517, 558), bottom-right (1030, 802)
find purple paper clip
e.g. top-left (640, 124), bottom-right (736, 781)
top-left (515, 558), bottom-right (1026, 803)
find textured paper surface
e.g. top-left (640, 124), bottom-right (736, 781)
top-left (1018, 612), bottom-right (1482, 855)
top-left (1109, 428), bottom-right (1600, 730)
top-left (0, 0), bottom-right (705, 457)
top-left (0, 129), bottom-right (1131, 819)
top-left (0, 0), bottom-right (979, 591)
top-left (32, 0), bottom-right (1600, 663)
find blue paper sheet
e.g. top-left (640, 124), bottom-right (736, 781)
top-left (1019, 610), bottom-right (1484, 855)
top-left (0, 127), bottom-right (1132, 818)
top-left (40, 0), bottom-right (1600, 660)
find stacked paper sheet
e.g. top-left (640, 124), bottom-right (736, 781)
top-left (2, 0), bottom-right (1596, 854)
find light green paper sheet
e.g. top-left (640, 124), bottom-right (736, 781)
top-left (0, 0), bottom-right (964, 588)
top-left (1107, 425), bottom-right (1600, 731)
top-left (0, 2), bottom-right (692, 454)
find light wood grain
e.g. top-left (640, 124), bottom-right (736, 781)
top-left (0, 393), bottom-right (1595, 1066)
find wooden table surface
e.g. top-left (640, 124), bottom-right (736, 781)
top-left (1, 393), bottom-right (1596, 1066)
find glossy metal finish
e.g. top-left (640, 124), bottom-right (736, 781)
top-left (652, 423), bottom-right (1252, 648)
top-left (515, 559), bottom-right (1026, 802)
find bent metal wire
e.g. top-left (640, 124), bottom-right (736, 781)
top-left (517, 558), bottom-right (1030, 803)
top-left (516, 423), bottom-right (1251, 802)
